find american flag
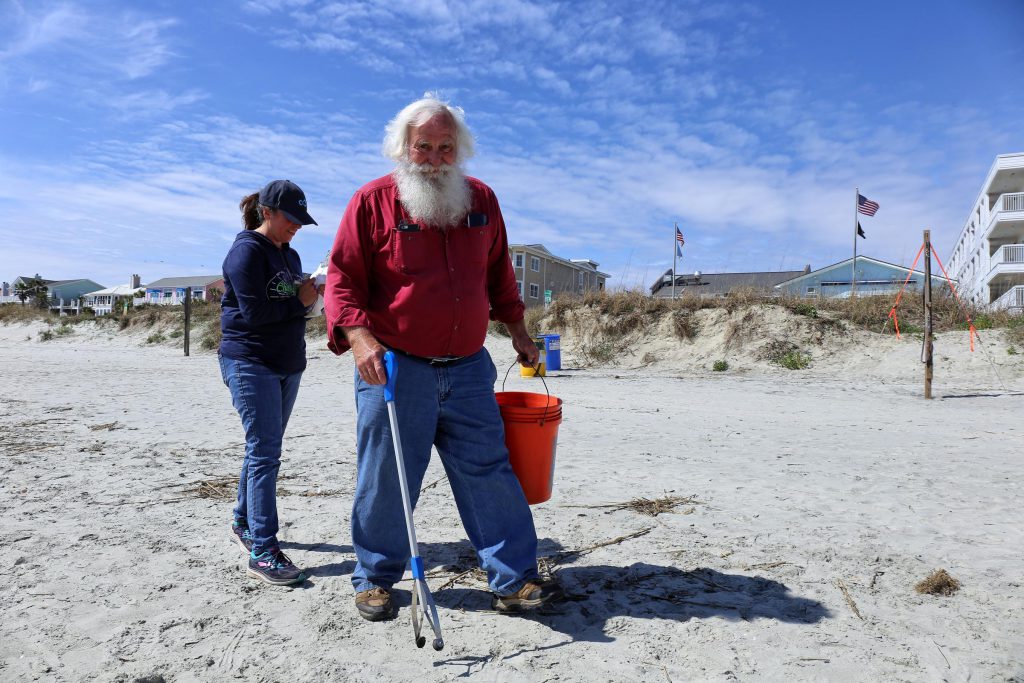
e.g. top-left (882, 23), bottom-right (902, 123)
top-left (675, 227), bottom-right (685, 257)
top-left (858, 194), bottom-right (880, 216)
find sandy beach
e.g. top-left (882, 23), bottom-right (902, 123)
top-left (2, 316), bottom-right (1022, 682)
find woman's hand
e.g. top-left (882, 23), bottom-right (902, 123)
top-left (297, 277), bottom-right (318, 307)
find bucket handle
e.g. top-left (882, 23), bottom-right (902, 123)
top-left (501, 361), bottom-right (551, 426)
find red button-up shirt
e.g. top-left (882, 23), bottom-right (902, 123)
top-left (324, 174), bottom-right (525, 358)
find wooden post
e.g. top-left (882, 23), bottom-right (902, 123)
top-left (923, 230), bottom-right (933, 399)
top-left (183, 287), bottom-right (191, 357)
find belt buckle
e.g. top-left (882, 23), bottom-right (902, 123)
top-left (428, 356), bottom-right (460, 366)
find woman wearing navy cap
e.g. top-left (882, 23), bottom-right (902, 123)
top-left (219, 179), bottom-right (320, 585)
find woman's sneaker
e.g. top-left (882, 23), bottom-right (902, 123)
top-left (247, 547), bottom-right (306, 586)
top-left (231, 521), bottom-right (253, 553)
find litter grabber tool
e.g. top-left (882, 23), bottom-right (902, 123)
top-left (382, 350), bottom-right (444, 651)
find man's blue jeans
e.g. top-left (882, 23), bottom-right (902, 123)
top-left (219, 355), bottom-right (302, 556)
top-left (351, 348), bottom-right (539, 596)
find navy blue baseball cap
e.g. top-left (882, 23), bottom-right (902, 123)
top-left (259, 179), bottom-right (317, 226)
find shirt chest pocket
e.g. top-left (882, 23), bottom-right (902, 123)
top-left (450, 228), bottom-right (490, 268)
top-left (391, 229), bottom-right (434, 274)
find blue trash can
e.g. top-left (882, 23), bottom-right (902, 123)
top-left (541, 334), bottom-right (561, 371)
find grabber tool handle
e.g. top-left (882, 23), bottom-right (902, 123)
top-left (383, 350), bottom-right (397, 402)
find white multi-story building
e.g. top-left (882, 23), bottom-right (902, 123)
top-left (947, 152), bottom-right (1024, 311)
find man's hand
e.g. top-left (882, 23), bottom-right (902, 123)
top-left (506, 319), bottom-right (539, 368)
top-left (343, 326), bottom-right (387, 384)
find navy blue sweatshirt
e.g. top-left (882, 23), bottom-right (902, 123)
top-left (219, 230), bottom-right (308, 373)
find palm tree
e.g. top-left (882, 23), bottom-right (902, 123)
top-left (14, 281), bottom-right (29, 306)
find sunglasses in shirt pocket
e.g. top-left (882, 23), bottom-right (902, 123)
top-left (391, 221), bottom-right (433, 274)
top-left (450, 226), bottom-right (491, 270)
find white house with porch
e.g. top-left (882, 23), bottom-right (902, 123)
top-left (947, 152), bottom-right (1024, 311)
top-left (82, 275), bottom-right (144, 316)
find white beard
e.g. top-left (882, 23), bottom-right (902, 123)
top-left (393, 160), bottom-right (472, 228)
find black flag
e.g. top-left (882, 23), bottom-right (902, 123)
top-left (857, 222), bottom-right (866, 239)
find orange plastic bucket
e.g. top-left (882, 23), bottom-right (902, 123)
top-left (495, 391), bottom-right (562, 504)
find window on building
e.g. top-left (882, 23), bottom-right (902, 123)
top-left (529, 283), bottom-right (539, 298)
top-left (517, 280), bottom-right (523, 297)
top-left (577, 272), bottom-right (584, 287)
top-left (514, 253), bottom-right (524, 268)
top-left (530, 256), bottom-right (540, 272)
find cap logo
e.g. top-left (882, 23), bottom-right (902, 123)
top-left (298, 199), bottom-right (307, 207)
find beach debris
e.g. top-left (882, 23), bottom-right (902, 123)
top-left (836, 578), bottom-right (864, 620)
top-left (915, 569), bottom-right (961, 596)
top-left (565, 495), bottom-right (700, 517)
top-left (547, 527), bottom-right (654, 565)
top-left (420, 474), bottom-right (448, 493)
top-left (88, 421), bottom-right (120, 431)
top-left (193, 478), bottom-right (236, 499)
top-left (184, 474), bottom-right (300, 499)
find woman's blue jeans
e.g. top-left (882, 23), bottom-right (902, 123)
top-left (219, 355), bottom-right (302, 556)
top-left (351, 348), bottom-right (540, 596)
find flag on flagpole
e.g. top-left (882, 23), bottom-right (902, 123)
top-left (857, 194), bottom-right (880, 216)
top-left (857, 222), bottom-right (866, 239)
top-left (675, 227), bottom-right (685, 257)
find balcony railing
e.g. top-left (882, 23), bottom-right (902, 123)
top-left (993, 285), bottom-right (1024, 311)
top-left (997, 192), bottom-right (1024, 213)
top-left (994, 243), bottom-right (1024, 266)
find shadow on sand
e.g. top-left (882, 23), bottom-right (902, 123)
top-left (419, 539), bottom-right (830, 672)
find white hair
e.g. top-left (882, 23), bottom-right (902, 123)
top-left (382, 93), bottom-right (476, 163)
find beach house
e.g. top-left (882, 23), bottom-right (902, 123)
top-left (773, 256), bottom-right (947, 298)
top-left (9, 276), bottom-right (105, 314)
top-left (143, 275), bottom-right (224, 306)
top-left (651, 269), bottom-right (807, 298)
top-left (946, 152), bottom-right (1024, 311)
top-left (82, 275), bottom-right (145, 316)
top-left (509, 244), bottom-right (609, 308)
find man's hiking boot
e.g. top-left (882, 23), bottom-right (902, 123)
top-left (355, 587), bottom-right (396, 622)
top-left (231, 521), bottom-right (253, 553)
top-left (246, 547), bottom-right (306, 586)
top-left (491, 580), bottom-right (565, 613)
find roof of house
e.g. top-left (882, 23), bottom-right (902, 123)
top-left (48, 279), bottom-right (103, 288)
top-left (85, 283), bottom-right (147, 297)
top-left (652, 270), bottom-right (804, 296)
top-left (146, 275), bottom-right (223, 289)
top-left (772, 256), bottom-right (944, 288)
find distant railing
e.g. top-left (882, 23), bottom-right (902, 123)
top-left (996, 244), bottom-right (1024, 265)
top-left (999, 192), bottom-right (1024, 213)
top-left (994, 285), bottom-right (1024, 311)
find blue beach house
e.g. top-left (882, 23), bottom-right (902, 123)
top-left (773, 256), bottom-right (948, 299)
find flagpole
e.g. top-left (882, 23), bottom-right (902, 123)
top-left (852, 187), bottom-right (859, 299)
top-left (672, 222), bottom-right (678, 299)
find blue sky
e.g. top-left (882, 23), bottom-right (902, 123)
top-left (1, 0), bottom-right (1022, 290)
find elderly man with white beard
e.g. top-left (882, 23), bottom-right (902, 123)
top-left (324, 95), bottom-right (564, 623)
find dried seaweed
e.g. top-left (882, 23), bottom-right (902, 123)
top-left (565, 495), bottom-right (700, 517)
top-left (836, 578), bottom-right (864, 620)
top-left (915, 569), bottom-right (961, 596)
